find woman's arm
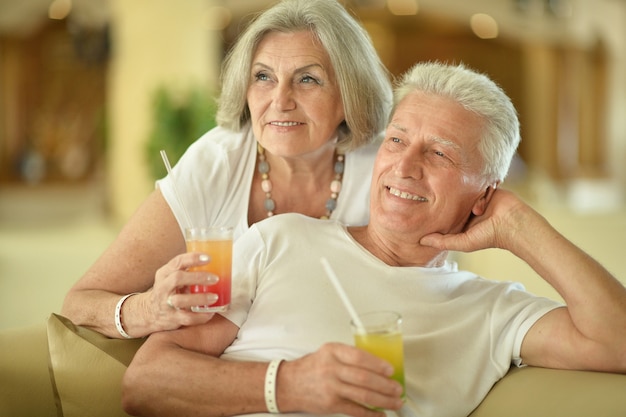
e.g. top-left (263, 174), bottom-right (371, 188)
top-left (61, 190), bottom-right (217, 338)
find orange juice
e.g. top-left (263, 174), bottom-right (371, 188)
top-left (185, 227), bottom-right (232, 312)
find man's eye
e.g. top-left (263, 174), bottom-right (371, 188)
top-left (391, 137), bottom-right (401, 143)
top-left (435, 151), bottom-right (446, 157)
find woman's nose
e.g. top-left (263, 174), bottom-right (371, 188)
top-left (272, 83), bottom-right (296, 111)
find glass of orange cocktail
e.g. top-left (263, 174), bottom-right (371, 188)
top-left (351, 311), bottom-right (406, 402)
top-left (184, 227), bottom-right (233, 312)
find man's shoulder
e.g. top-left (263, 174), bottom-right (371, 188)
top-left (253, 214), bottom-right (345, 241)
top-left (258, 213), bottom-right (331, 229)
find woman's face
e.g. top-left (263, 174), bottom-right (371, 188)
top-left (246, 30), bottom-right (345, 158)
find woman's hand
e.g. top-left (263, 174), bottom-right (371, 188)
top-left (145, 252), bottom-right (220, 331)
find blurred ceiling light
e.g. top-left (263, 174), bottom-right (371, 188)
top-left (470, 13), bottom-right (499, 39)
top-left (387, 0), bottom-right (418, 16)
top-left (204, 6), bottom-right (232, 31)
top-left (49, 0), bottom-right (72, 20)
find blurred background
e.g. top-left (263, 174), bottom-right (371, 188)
top-left (1, 0), bottom-right (625, 330)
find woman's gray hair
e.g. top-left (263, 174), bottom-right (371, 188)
top-left (216, 0), bottom-right (393, 152)
top-left (393, 62), bottom-right (521, 182)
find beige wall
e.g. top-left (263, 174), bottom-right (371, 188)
top-left (107, 0), bottom-right (221, 224)
top-left (455, 199), bottom-right (626, 303)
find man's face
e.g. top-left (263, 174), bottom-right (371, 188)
top-left (370, 91), bottom-right (495, 238)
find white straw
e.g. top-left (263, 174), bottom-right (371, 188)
top-left (320, 257), bottom-right (364, 330)
top-left (160, 150), bottom-right (193, 229)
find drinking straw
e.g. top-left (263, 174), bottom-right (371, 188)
top-left (320, 257), bottom-right (364, 330)
top-left (160, 150), bottom-right (193, 229)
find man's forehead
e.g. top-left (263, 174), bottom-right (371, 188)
top-left (388, 121), bottom-right (464, 150)
top-left (388, 122), bottom-right (407, 133)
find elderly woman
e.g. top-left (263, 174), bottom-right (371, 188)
top-left (61, 0), bottom-right (392, 339)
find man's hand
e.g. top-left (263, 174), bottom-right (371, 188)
top-left (277, 343), bottom-right (404, 417)
top-left (420, 189), bottom-right (532, 253)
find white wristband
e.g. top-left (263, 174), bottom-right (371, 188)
top-left (264, 359), bottom-right (283, 413)
top-left (114, 293), bottom-right (139, 339)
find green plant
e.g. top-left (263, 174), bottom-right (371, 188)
top-left (145, 86), bottom-right (218, 179)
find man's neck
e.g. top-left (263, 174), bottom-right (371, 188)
top-left (348, 225), bottom-right (448, 268)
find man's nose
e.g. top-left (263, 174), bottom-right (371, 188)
top-left (394, 150), bottom-right (424, 179)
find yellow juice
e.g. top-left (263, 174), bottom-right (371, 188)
top-left (354, 330), bottom-right (406, 398)
top-left (186, 235), bottom-right (232, 312)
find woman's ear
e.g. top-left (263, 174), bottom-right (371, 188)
top-left (471, 182), bottom-right (499, 216)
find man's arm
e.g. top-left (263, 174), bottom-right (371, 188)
top-left (505, 209), bottom-right (626, 372)
top-left (122, 315), bottom-right (404, 417)
top-left (420, 189), bottom-right (626, 372)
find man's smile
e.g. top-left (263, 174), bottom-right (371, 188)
top-left (387, 186), bottom-right (428, 202)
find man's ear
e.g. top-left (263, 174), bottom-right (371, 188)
top-left (471, 182), bottom-right (499, 216)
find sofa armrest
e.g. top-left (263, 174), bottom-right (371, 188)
top-left (47, 314), bottom-right (144, 417)
top-left (469, 366), bottom-right (626, 417)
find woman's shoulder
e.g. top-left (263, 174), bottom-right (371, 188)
top-left (192, 124), bottom-right (252, 152)
top-left (344, 138), bottom-right (380, 172)
top-left (346, 138), bottom-right (381, 159)
top-left (175, 125), bottom-right (255, 172)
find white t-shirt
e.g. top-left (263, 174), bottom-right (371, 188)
top-left (221, 213), bottom-right (563, 417)
top-left (157, 124), bottom-right (379, 240)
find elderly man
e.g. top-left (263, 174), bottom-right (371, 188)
top-left (122, 62), bottom-right (626, 417)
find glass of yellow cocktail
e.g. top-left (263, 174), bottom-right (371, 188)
top-left (351, 311), bottom-right (406, 401)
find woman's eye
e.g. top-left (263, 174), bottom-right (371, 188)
top-left (391, 137), bottom-right (401, 143)
top-left (301, 75), bottom-right (319, 84)
top-left (254, 72), bottom-right (269, 81)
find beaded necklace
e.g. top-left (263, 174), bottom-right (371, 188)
top-left (257, 143), bottom-right (344, 219)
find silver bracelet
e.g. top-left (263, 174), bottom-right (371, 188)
top-left (264, 359), bottom-right (283, 413)
top-left (114, 293), bottom-right (140, 339)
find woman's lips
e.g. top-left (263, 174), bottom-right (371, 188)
top-left (269, 121), bottom-right (302, 127)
